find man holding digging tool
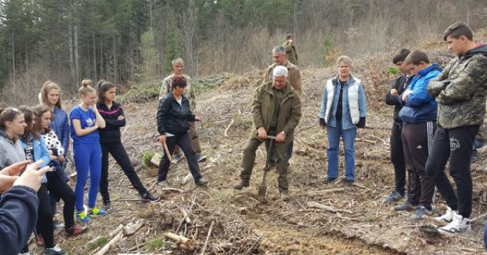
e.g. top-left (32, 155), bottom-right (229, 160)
top-left (233, 66), bottom-right (302, 202)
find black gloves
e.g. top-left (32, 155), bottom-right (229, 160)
top-left (357, 117), bottom-right (366, 128)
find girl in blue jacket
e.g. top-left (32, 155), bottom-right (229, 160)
top-left (19, 106), bottom-right (67, 255)
top-left (39, 80), bottom-right (70, 228)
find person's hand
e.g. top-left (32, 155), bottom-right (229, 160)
top-left (93, 123), bottom-right (99, 129)
top-left (257, 127), bottom-right (267, 140)
top-left (276, 132), bottom-right (286, 143)
top-left (159, 135), bottom-right (167, 145)
top-left (13, 160), bottom-right (50, 192)
top-left (402, 89), bottom-right (413, 102)
top-left (319, 118), bottom-right (326, 130)
top-left (117, 115), bottom-right (125, 120)
top-left (390, 89), bottom-right (398, 97)
top-left (58, 155), bottom-right (65, 163)
top-left (0, 161), bottom-right (31, 193)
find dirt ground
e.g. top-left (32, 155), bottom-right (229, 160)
top-left (28, 39), bottom-right (487, 254)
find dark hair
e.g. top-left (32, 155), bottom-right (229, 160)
top-left (171, 76), bottom-right (187, 90)
top-left (96, 79), bottom-right (116, 103)
top-left (32, 104), bottom-right (51, 134)
top-left (405, 50), bottom-right (430, 65)
top-left (392, 48), bottom-right (411, 64)
top-left (19, 106), bottom-right (39, 141)
top-left (0, 107), bottom-right (22, 130)
top-left (443, 22), bottom-right (473, 41)
top-left (286, 33), bottom-right (293, 39)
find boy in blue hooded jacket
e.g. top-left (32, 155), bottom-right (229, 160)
top-left (393, 50), bottom-right (441, 221)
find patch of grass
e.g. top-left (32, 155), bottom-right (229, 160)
top-left (387, 67), bottom-right (400, 75)
top-left (211, 189), bottom-right (230, 201)
top-left (118, 81), bottom-right (160, 103)
top-left (86, 236), bottom-right (108, 251)
top-left (142, 151), bottom-right (155, 168)
top-left (145, 237), bottom-right (165, 252)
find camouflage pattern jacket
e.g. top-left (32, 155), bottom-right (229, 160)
top-left (282, 40), bottom-right (298, 65)
top-left (427, 44), bottom-right (487, 129)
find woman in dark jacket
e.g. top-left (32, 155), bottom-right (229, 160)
top-left (96, 80), bottom-right (158, 211)
top-left (156, 76), bottom-right (208, 187)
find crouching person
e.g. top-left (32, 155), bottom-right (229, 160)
top-left (233, 66), bottom-right (302, 202)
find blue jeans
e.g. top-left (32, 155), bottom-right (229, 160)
top-left (327, 121), bottom-right (357, 180)
top-left (73, 142), bottom-right (102, 212)
top-left (484, 220), bottom-right (487, 250)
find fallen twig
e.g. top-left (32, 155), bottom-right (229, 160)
top-left (200, 221), bottom-right (215, 255)
top-left (307, 201), bottom-right (353, 214)
top-left (224, 119), bottom-right (234, 137)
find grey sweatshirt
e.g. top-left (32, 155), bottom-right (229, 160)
top-left (0, 129), bottom-right (26, 169)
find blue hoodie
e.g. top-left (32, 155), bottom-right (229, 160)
top-left (0, 186), bottom-right (39, 255)
top-left (399, 63), bottom-right (441, 124)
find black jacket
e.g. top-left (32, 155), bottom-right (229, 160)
top-left (157, 93), bottom-right (196, 136)
top-left (0, 186), bottom-right (39, 255)
top-left (385, 75), bottom-right (414, 123)
top-left (97, 102), bottom-right (126, 143)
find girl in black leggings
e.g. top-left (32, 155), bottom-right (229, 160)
top-left (96, 80), bottom-right (158, 210)
top-left (33, 104), bottom-right (88, 237)
top-left (18, 106), bottom-right (67, 255)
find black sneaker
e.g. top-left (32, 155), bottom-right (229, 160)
top-left (323, 178), bottom-right (336, 184)
top-left (141, 191), bottom-right (160, 202)
top-left (102, 200), bottom-right (112, 212)
top-left (384, 191), bottom-right (404, 203)
top-left (345, 180), bottom-right (354, 186)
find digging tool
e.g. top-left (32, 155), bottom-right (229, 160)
top-left (257, 135), bottom-right (276, 203)
top-left (162, 141), bottom-right (173, 162)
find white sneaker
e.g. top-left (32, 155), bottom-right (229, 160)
top-left (19, 252), bottom-right (30, 255)
top-left (438, 211), bottom-right (471, 235)
top-left (435, 206), bottom-right (453, 223)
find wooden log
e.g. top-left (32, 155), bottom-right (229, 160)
top-left (87, 236), bottom-right (106, 248)
top-left (94, 231), bottom-right (123, 255)
top-left (307, 201), bottom-right (353, 214)
top-left (163, 232), bottom-right (195, 251)
top-left (150, 153), bottom-right (162, 167)
top-left (123, 219), bottom-right (145, 236)
top-left (109, 224), bottom-right (124, 238)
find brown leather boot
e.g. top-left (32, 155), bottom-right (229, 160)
top-left (280, 190), bottom-right (291, 202)
top-left (232, 179), bottom-right (249, 190)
